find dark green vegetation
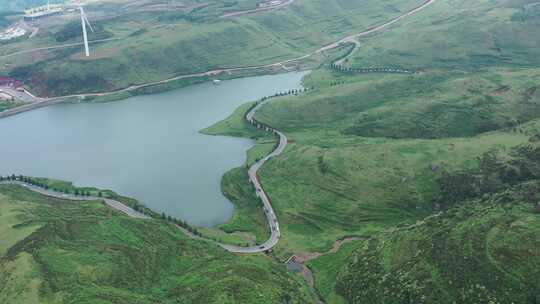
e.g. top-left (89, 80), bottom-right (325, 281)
top-left (53, 21), bottom-right (111, 43)
top-left (0, 101), bottom-right (22, 112)
top-left (257, 68), bottom-right (540, 139)
top-left (0, 184), bottom-right (314, 303)
top-left (336, 145), bottom-right (540, 304)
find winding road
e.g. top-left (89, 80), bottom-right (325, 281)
top-left (0, 0), bottom-right (438, 253)
top-left (221, 99), bottom-right (286, 253)
top-left (0, 0), bottom-right (437, 115)
top-left (0, 95), bottom-right (285, 254)
top-left (0, 181), bottom-right (148, 219)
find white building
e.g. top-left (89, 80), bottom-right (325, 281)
top-left (24, 3), bottom-right (64, 21)
top-left (0, 91), bottom-right (14, 102)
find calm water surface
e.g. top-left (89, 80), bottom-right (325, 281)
top-left (0, 72), bottom-right (308, 226)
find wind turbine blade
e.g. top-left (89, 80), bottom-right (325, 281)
top-left (80, 7), bottom-right (94, 33)
top-left (80, 6), bottom-right (90, 57)
top-left (84, 15), bottom-right (94, 33)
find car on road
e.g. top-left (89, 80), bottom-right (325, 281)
top-left (259, 245), bottom-right (265, 249)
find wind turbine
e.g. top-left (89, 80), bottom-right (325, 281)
top-left (78, 4), bottom-right (94, 57)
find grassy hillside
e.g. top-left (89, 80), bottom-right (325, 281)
top-left (335, 144), bottom-right (540, 304)
top-left (3, 0), bottom-right (540, 303)
top-left (255, 68), bottom-right (540, 139)
top-left (347, 0), bottom-right (540, 70)
top-left (200, 1), bottom-right (540, 302)
top-left (0, 184), bottom-right (315, 303)
top-left (1, 0), bottom-right (424, 96)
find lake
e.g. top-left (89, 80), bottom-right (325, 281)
top-left (0, 71), bottom-right (308, 226)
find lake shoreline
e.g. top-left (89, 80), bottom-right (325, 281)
top-left (0, 71), bottom-right (308, 228)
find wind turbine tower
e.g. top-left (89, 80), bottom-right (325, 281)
top-left (78, 5), bottom-right (94, 57)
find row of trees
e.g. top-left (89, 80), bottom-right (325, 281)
top-left (259, 87), bottom-right (313, 102)
top-left (330, 63), bottom-right (416, 74)
top-left (1, 174), bottom-right (208, 240)
top-left (0, 174), bottom-right (103, 197)
top-left (160, 212), bottom-right (202, 237)
top-left (330, 81), bottom-right (346, 87)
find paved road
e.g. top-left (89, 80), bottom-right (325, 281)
top-left (220, 100), bottom-right (286, 253)
top-left (0, 38), bottom-right (122, 60)
top-left (0, 181), bottom-right (149, 219)
top-left (0, 87), bottom-right (43, 103)
top-left (221, 0), bottom-right (295, 18)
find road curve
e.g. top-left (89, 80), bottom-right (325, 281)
top-left (220, 99), bottom-right (286, 253)
top-left (0, 97), bottom-right (285, 254)
top-left (0, 181), bottom-right (149, 219)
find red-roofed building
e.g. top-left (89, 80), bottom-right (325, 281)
top-left (0, 77), bottom-right (23, 88)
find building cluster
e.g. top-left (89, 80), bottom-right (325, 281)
top-left (24, 3), bottom-right (64, 21)
top-left (0, 27), bottom-right (27, 41)
top-left (0, 91), bottom-right (14, 102)
top-left (0, 77), bottom-right (23, 88)
top-left (258, 0), bottom-right (286, 8)
top-left (0, 77), bottom-right (23, 102)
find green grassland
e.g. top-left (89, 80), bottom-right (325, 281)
top-left (347, 0), bottom-right (540, 70)
top-left (337, 199), bottom-right (540, 304)
top-left (1, 0), bottom-right (425, 96)
top-left (202, 102), bottom-right (278, 245)
top-left (0, 101), bottom-right (23, 112)
top-left (200, 1), bottom-right (540, 302)
top-left (334, 143), bottom-right (540, 303)
top-left (3, 0), bottom-right (540, 302)
top-left (0, 184), bottom-right (315, 303)
top-left (256, 68), bottom-right (540, 139)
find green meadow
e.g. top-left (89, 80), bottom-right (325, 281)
top-left (0, 184), bottom-right (315, 303)
top-left (201, 0), bottom-right (540, 302)
top-left (1, 0), bottom-right (424, 96)
top-left (2, 0), bottom-right (540, 302)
